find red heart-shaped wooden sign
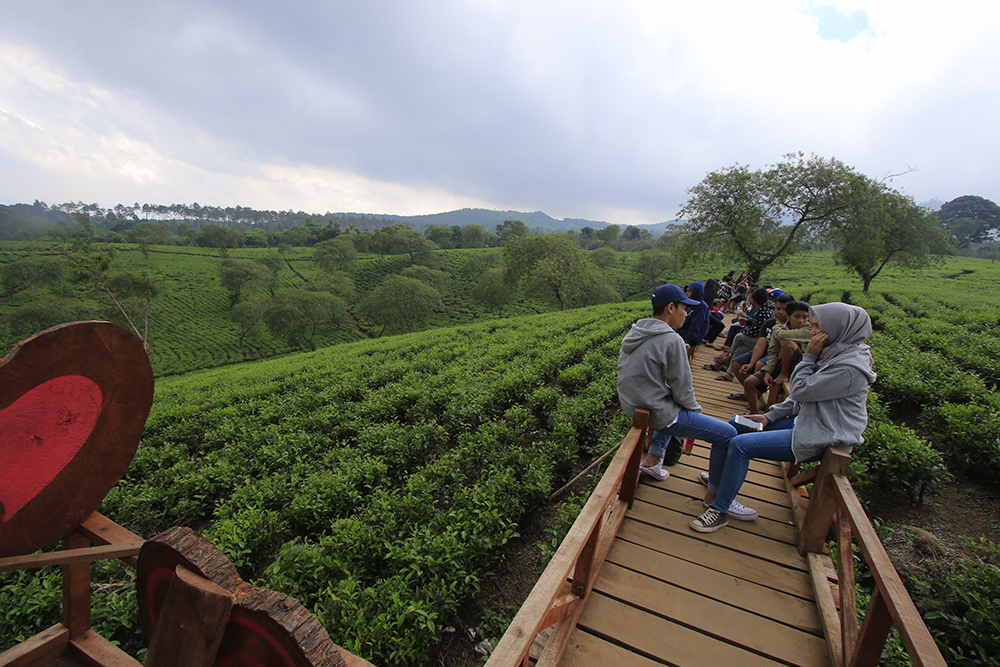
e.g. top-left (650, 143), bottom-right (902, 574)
top-left (0, 321), bottom-right (154, 558)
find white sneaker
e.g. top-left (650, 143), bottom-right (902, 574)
top-left (703, 499), bottom-right (758, 521)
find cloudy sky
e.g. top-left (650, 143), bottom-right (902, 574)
top-left (1, 1), bottom-right (996, 225)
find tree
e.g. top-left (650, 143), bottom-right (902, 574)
top-left (313, 237), bottom-right (357, 273)
top-left (595, 224), bottom-right (620, 248)
top-left (460, 224), bottom-right (487, 249)
top-left (401, 265), bottom-right (450, 291)
top-left (64, 213), bottom-right (155, 348)
top-left (503, 235), bottom-right (619, 310)
top-left (472, 268), bottom-right (514, 315)
top-left (219, 259), bottom-right (270, 308)
top-left (495, 220), bottom-right (529, 246)
top-left (937, 195), bottom-right (1000, 247)
top-left (632, 248), bottom-right (675, 288)
top-left (830, 182), bottom-right (952, 291)
top-left (677, 153), bottom-right (859, 282)
top-left (357, 275), bottom-right (442, 336)
top-left (307, 271), bottom-right (356, 301)
top-left (198, 223), bottom-right (244, 252)
top-left (1, 256), bottom-right (63, 297)
top-left (424, 225), bottom-right (455, 249)
top-left (128, 222), bottom-right (172, 261)
top-left (263, 289), bottom-right (348, 349)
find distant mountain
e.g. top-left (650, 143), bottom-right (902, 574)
top-left (374, 208), bottom-right (679, 235)
top-left (3, 200), bottom-right (679, 236)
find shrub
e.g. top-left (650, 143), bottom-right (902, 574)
top-left (922, 402), bottom-right (1000, 479)
top-left (910, 538), bottom-right (1000, 666)
top-left (854, 421), bottom-right (951, 504)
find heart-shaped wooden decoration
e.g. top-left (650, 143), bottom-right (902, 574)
top-left (0, 321), bottom-right (154, 558)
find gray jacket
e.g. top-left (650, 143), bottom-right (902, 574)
top-left (764, 347), bottom-right (877, 462)
top-left (617, 318), bottom-right (701, 431)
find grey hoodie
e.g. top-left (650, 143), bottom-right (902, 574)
top-left (764, 346), bottom-right (877, 462)
top-left (617, 318), bottom-right (701, 431)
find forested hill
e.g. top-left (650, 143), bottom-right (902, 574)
top-left (2, 200), bottom-right (676, 235)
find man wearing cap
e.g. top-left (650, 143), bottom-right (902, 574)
top-left (616, 286), bottom-right (755, 524)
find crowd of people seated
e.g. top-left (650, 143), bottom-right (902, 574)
top-left (617, 274), bottom-right (876, 533)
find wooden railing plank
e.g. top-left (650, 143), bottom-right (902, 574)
top-left (485, 414), bottom-right (648, 667)
top-left (832, 476), bottom-right (946, 667)
top-left (847, 587), bottom-right (894, 667)
top-left (808, 552), bottom-right (843, 667)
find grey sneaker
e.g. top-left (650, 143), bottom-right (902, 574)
top-left (691, 507), bottom-right (729, 533)
top-left (699, 472), bottom-right (709, 487)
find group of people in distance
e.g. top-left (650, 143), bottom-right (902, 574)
top-left (616, 279), bottom-right (876, 533)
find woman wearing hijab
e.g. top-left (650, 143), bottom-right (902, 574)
top-left (691, 302), bottom-right (877, 533)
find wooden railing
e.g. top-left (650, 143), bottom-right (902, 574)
top-left (485, 409), bottom-right (650, 667)
top-left (786, 448), bottom-right (947, 667)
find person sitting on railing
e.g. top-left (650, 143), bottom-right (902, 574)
top-left (690, 302), bottom-right (877, 533)
top-left (617, 285), bottom-right (758, 520)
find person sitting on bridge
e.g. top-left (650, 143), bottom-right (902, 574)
top-left (617, 284), bottom-right (743, 507)
top-left (690, 302), bottom-right (877, 533)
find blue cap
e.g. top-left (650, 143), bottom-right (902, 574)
top-left (769, 288), bottom-right (785, 297)
top-left (652, 284), bottom-right (699, 308)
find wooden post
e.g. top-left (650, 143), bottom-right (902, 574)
top-left (798, 447), bottom-right (852, 555)
top-left (847, 587), bottom-right (893, 667)
top-left (618, 409), bottom-right (648, 508)
top-left (62, 531), bottom-right (91, 637)
top-left (145, 565), bottom-right (234, 667)
top-left (838, 501), bottom-right (858, 663)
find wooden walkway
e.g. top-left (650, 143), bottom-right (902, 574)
top-left (557, 342), bottom-right (831, 667)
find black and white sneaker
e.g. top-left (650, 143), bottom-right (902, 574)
top-left (691, 507), bottom-right (729, 533)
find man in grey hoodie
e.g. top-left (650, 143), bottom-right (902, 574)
top-left (617, 286), bottom-right (753, 523)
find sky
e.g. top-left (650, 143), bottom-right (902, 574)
top-left (1, 0), bottom-right (997, 226)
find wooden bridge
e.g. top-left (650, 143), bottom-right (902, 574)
top-left (486, 343), bottom-right (947, 667)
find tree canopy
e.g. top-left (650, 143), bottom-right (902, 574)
top-left (829, 181), bottom-right (952, 291)
top-left (676, 153), bottom-right (860, 282)
top-left (503, 235), bottom-right (618, 310)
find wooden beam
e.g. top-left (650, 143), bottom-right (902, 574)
top-left (70, 629), bottom-right (142, 667)
top-left (837, 505), bottom-right (858, 662)
top-left (808, 552), bottom-right (843, 667)
top-left (77, 512), bottom-right (144, 568)
top-left (790, 467), bottom-right (819, 487)
top-left (62, 532), bottom-right (91, 637)
top-left (798, 448), bottom-right (852, 555)
top-left (145, 565), bottom-right (234, 667)
top-left (848, 587), bottom-right (894, 667)
top-left (0, 543), bottom-right (144, 573)
top-left (833, 476), bottom-right (947, 667)
top-left (0, 624), bottom-right (69, 667)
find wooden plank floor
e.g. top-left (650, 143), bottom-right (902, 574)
top-left (558, 337), bottom-right (831, 667)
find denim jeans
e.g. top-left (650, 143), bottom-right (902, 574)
top-left (648, 409), bottom-right (738, 476)
top-left (709, 416), bottom-right (805, 513)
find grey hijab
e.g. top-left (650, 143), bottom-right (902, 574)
top-left (809, 303), bottom-right (873, 363)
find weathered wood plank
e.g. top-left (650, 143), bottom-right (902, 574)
top-left (575, 593), bottom-right (788, 667)
top-left (590, 562), bottom-right (831, 666)
top-left (627, 499), bottom-right (808, 570)
top-left (556, 630), bottom-right (665, 667)
top-left (634, 484), bottom-right (797, 542)
top-left (69, 630), bottom-right (141, 667)
top-left (0, 624), bottom-right (69, 667)
top-left (606, 539), bottom-right (823, 635)
top-left (616, 518), bottom-right (815, 600)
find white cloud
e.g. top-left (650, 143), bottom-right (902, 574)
top-left (0, 1), bottom-right (997, 222)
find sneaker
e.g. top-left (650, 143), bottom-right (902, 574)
top-left (699, 472), bottom-right (710, 487)
top-left (639, 463), bottom-right (669, 481)
top-left (691, 507), bottom-right (729, 533)
top-left (703, 499), bottom-right (758, 521)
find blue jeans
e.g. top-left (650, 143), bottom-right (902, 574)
top-left (709, 416), bottom-right (805, 513)
top-left (649, 410), bottom-right (737, 475)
